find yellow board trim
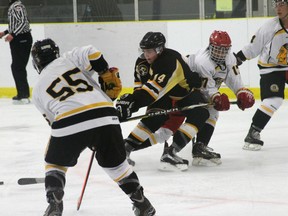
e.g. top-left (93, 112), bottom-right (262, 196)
top-left (1, 87), bottom-right (288, 100)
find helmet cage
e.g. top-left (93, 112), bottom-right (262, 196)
top-left (209, 44), bottom-right (230, 64)
top-left (272, 0), bottom-right (288, 8)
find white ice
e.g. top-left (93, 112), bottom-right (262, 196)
top-left (1, 99), bottom-right (288, 216)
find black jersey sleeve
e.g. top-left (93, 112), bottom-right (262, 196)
top-left (132, 88), bottom-right (155, 109)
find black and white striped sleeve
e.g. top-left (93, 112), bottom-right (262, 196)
top-left (8, 2), bottom-right (30, 36)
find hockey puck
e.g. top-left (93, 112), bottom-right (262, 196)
top-left (0, 181), bottom-right (4, 185)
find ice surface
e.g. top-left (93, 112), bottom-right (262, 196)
top-left (1, 99), bottom-right (288, 216)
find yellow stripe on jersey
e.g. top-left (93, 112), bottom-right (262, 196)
top-left (142, 79), bottom-right (163, 99)
top-left (275, 29), bottom-right (286, 36)
top-left (158, 60), bottom-right (188, 99)
top-left (55, 101), bottom-right (113, 121)
top-left (88, 52), bottom-right (101, 61)
top-left (134, 81), bottom-right (142, 88)
top-left (257, 60), bottom-right (279, 67)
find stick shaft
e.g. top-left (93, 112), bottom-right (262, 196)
top-left (121, 101), bottom-right (237, 123)
top-left (121, 103), bottom-right (209, 123)
top-left (77, 150), bottom-right (96, 211)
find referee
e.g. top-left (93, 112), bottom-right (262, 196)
top-left (0, 0), bottom-right (32, 104)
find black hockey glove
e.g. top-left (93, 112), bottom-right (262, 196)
top-left (189, 71), bottom-right (202, 89)
top-left (116, 93), bottom-right (137, 121)
top-left (233, 51), bottom-right (246, 66)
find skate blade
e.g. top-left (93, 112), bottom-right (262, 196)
top-left (158, 162), bottom-right (188, 171)
top-left (192, 157), bottom-right (222, 166)
top-left (243, 143), bottom-right (262, 151)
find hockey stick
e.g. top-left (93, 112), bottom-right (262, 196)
top-left (120, 103), bottom-right (209, 123)
top-left (77, 150), bottom-right (96, 211)
top-left (121, 101), bottom-right (238, 123)
top-left (18, 177), bottom-right (45, 185)
top-left (121, 103), bottom-right (212, 123)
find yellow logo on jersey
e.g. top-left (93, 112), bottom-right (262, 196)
top-left (276, 43), bottom-right (288, 65)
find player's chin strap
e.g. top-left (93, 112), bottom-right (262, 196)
top-left (120, 101), bottom-right (237, 123)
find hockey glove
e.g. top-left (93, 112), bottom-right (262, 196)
top-left (116, 93), bottom-right (137, 121)
top-left (212, 93), bottom-right (230, 111)
top-left (99, 67), bottom-right (122, 101)
top-left (189, 71), bottom-right (203, 89)
top-left (236, 88), bottom-right (255, 111)
top-left (233, 51), bottom-right (246, 66)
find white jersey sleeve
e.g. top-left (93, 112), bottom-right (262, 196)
top-left (241, 18), bottom-right (276, 60)
top-left (63, 45), bottom-right (104, 72)
top-left (187, 48), bottom-right (244, 100)
top-left (224, 53), bottom-right (244, 94)
top-left (241, 17), bottom-right (288, 74)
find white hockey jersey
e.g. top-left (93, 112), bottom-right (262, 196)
top-left (241, 17), bottom-right (288, 74)
top-left (32, 45), bottom-right (119, 137)
top-left (187, 47), bottom-right (244, 102)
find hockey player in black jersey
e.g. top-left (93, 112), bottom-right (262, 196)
top-left (116, 32), bottom-right (209, 171)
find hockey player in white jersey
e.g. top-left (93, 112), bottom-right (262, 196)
top-left (31, 38), bottom-right (155, 216)
top-left (185, 30), bottom-right (255, 165)
top-left (234, 0), bottom-right (288, 151)
top-left (158, 30), bottom-right (255, 167)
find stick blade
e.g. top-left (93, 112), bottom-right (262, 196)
top-left (18, 177), bottom-right (45, 185)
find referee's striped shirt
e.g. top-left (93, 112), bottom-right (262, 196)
top-left (4, 1), bottom-right (30, 37)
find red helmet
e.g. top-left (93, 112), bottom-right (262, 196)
top-left (209, 30), bottom-right (231, 64)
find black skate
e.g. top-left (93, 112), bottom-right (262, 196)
top-left (43, 190), bottom-right (64, 216)
top-left (125, 142), bottom-right (136, 166)
top-left (159, 143), bottom-right (189, 171)
top-left (192, 142), bottom-right (221, 166)
top-left (130, 188), bottom-right (156, 216)
top-left (243, 126), bottom-right (264, 151)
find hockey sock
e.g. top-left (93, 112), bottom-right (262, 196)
top-left (252, 109), bottom-right (271, 130)
top-left (118, 171), bottom-right (141, 195)
top-left (196, 123), bottom-right (215, 145)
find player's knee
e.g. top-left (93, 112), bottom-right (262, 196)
top-left (102, 159), bottom-right (133, 183)
top-left (186, 107), bottom-right (209, 127)
top-left (262, 97), bottom-right (283, 111)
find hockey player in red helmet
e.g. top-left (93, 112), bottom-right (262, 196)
top-left (154, 30), bottom-right (254, 168)
top-left (158, 30), bottom-right (254, 167)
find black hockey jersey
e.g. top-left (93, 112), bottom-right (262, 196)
top-left (132, 48), bottom-right (201, 109)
